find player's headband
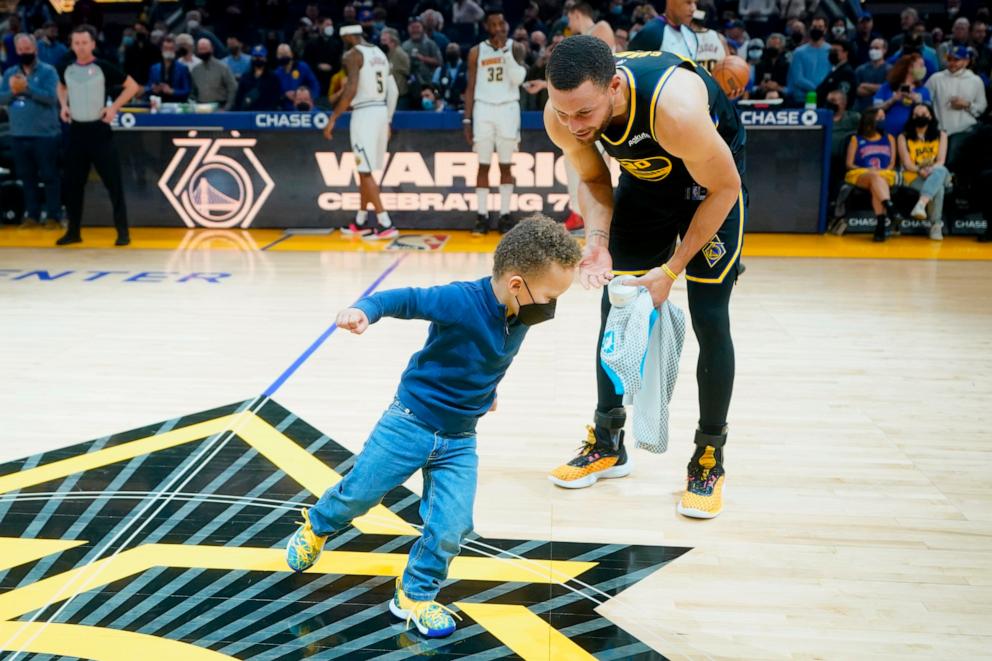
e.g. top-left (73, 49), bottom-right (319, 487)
top-left (339, 25), bottom-right (363, 36)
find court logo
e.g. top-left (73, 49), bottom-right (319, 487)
top-left (158, 131), bottom-right (275, 229)
top-left (385, 234), bottom-right (449, 251)
top-left (702, 235), bottom-right (727, 267)
top-left (616, 156), bottom-right (672, 182)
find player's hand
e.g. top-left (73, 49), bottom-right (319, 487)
top-left (337, 308), bottom-right (369, 334)
top-left (100, 106), bottom-right (117, 124)
top-left (60, 105), bottom-right (71, 123)
top-left (323, 122), bottom-right (334, 141)
top-left (727, 86), bottom-right (746, 100)
top-left (627, 267), bottom-right (675, 307)
top-left (578, 242), bottom-right (613, 290)
top-left (463, 121), bottom-right (472, 145)
top-left (489, 397), bottom-right (498, 412)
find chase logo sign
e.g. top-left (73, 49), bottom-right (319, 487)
top-left (158, 131), bottom-right (275, 229)
top-left (616, 156), bottom-right (672, 181)
top-left (740, 109), bottom-right (821, 126)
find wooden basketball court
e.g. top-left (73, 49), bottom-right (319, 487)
top-left (1, 226), bottom-right (990, 659)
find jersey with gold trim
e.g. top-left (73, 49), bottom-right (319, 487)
top-left (598, 50), bottom-right (745, 193)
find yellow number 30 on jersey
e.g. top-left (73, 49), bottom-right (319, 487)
top-left (617, 156), bottom-right (673, 181)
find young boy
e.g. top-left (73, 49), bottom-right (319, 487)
top-left (286, 215), bottom-right (581, 638)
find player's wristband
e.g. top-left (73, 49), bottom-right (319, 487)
top-left (462, 118), bottom-right (472, 123)
top-left (661, 264), bottom-right (679, 281)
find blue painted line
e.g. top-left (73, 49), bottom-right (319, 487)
top-left (259, 234), bottom-right (292, 251)
top-left (262, 254), bottom-right (406, 397)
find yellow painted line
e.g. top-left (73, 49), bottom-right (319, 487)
top-left (0, 416), bottom-right (235, 495)
top-left (237, 415), bottom-right (418, 536)
top-left (3, 226), bottom-right (987, 259)
top-left (0, 622), bottom-right (233, 660)
top-left (0, 543), bottom-right (597, 621)
top-left (456, 602), bottom-right (597, 661)
top-left (0, 538), bottom-right (86, 572)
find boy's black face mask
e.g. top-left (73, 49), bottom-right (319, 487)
top-left (515, 277), bottom-right (556, 326)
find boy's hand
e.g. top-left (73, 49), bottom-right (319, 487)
top-left (337, 308), bottom-right (369, 334)
top-left (489, 397), bottom-right (498, 412)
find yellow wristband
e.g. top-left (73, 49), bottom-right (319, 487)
top-left (661, 264), bottom-right (679, 281)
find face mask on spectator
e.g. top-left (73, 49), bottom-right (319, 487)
top-left (911, 65), bottom-right (926, 80)
top-left (252, 58), bottom-right (266, 69)
top-left (19, 52), bottom-right (36, 66)
top-left (446, 52), bottom-right (459, 65)
top-left (832, 26), bottom-right (845, 38)
top-left (828, 50), bottom-right (840, 65)
top-left (611, 4), bottom-right (623, 14)
top-left (162, 50), bottom-right (175, 60)
top-left (123, 36), bottom-right (135, 47)
top-left (374, 21), bottom-right (386, 31)
top-left (912, 115), bottom-right (930, 128)
top-left (824, 100), bottom-right (839, 112)
top-left (765, 47), bottom-right (779, 58)
top-left (278, 56), bottom-right (292, 66)
top-left (869, 48), bottom-right (883, 61)
top-left (188, 20), bottom-right (200, 31)
top-left (421, 97), bottom-right (434, 110)
top-left (809, 28), bottom-right (825, 41)
top-left (296, 102), bottom-right (312, 111)
top-left (230, 44), bottom-right (241, 55)
top-left (199, 51), bottom-right (212, 62)
top-left (790, 32), bottom-right (803, 46)
top-left (748, 48), bottom-right (762, 60)
top-left (177, 47), bottom-right (189, 58)
top-left (323, 26), bottom-right (334, 37)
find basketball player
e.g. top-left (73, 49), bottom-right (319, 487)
top-left (562, 2), bottom-right (615, 233)
top-left (628, 0), bottom-right (698, 59)
top-left (464, 9), bottom-right (527, 235)
top-left (544, 37), bottom-right (746, 519)
top-left (690, 9), bottom-right (730, 74)
top-left (324, 24), bottom-right (398, 239)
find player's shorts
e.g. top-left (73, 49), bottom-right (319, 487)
top-left (350, 104), bottom-right (388, 173)
top-left (473, 100), bottom-right (520, 164)
top-left (844, 168), bottom-right (898, 187)
top-left (609, 174), bottom-right (746, 285)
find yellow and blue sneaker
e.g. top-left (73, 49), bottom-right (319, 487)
top-left (286, 508), bottom-right (327, 572)
top-left (548, 425), bottom-right (631, 489)
top-left (388, 578), bottom-right (461, 638)
top-left (677, 445), bottom-right (725, 519)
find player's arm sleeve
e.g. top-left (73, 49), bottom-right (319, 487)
top-left (506, 44), bottom-right (527, 87)
top-left (385, 72), bottom-right (398, 120)
top-left (353, 285), bottom-right (460, 325)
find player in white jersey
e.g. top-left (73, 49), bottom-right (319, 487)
top-left (464, 9), bottom-right (527, 235)
top-left (324, 24), bottom-right (398, 238)
top-left (691, 9), bottom-right (730, 74)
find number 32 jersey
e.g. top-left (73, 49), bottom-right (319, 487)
top-left (351, 43), bottom-right (390, 109)
top-left (474, 40), bottom-right (520, 105)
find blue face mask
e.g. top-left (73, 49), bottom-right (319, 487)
top-left (421, 97), bottom-right (434, 111)
top-left (611, 4), bottom-right (623, 14)
top-left (123, 36), bottom-right (135, 47)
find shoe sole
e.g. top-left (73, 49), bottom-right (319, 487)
top-left (677, 481), bottom-right (726, 519)
top-left (548, 462), bottom-right (632, 489)
top-left (388, 599), bottom-right (455, 638)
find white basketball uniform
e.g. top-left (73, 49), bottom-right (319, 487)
top-left (658, 18), bottom-right (698, 60)
top-left (693, 29), bottom-right (726, 73)
top-left (473, 41), bottom-right (525, 164)
top-left (350, 43), bottom-right (391, 173)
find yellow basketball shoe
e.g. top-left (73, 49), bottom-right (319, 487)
top-left (388, 578), bottom-right (461, 638)
top-left (549, 425), bottom-right (631, 489)
top-left (678, 445), bottom-right (726, 519)
top-left (286, 508), bottom-right (328, 572)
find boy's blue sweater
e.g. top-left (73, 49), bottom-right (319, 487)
top-left (353, 277), bottom-right (528, 435)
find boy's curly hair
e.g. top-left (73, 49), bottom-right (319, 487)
top-left (493, 214), bottom-right (582, 278)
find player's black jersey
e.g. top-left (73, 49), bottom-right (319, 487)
top-left (598, 50), bottom-right (745, 194)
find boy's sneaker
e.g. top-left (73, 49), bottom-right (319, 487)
top-left (929, 220), bottom-right (943, 241)
top-left (548, 426), bottom-right (631, 489)
top-left (286, 508), bottom-right (327, 572)
top-left (677, 446), bottom-right (726, 519)
top-left (388, 578), bottom-right (460, 638)
top-left (472, 214), bottom-right (489, 236)
top-left (341, 223), bottom-right (371, 237)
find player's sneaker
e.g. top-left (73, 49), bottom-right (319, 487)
top-left (388, 578), bottom-right (460, 638)
top-left (286, 508), bottom-right (327, 572)
top-left (497, 214), bottom-right (515, 234)
top-left (366, 224), bottom-right (398, 240)
top-left (677, 446), bottom-right (725, 519)
top-left (341, 223), bottom-right (371, 237)
top-left (472, 214), bottom-right (489, 236)
top-left (549, 426), bottom-right (631, 489)
top-left (563, 210), bottom-right (584, 233)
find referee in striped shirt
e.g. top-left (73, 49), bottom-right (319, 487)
top-left (56, 25), bottom-right (140, 246)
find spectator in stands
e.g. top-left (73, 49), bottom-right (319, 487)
top-left (829, 18), bottom-right (849, 43)
top-left (844, 107), bottom-right (903, 242)
top-left (520, 2), bottom-right (547, 35)
top-left (403, 17), bottom-right (441, 89)
top-left (925, 46), bottom-right (987, 170)
top-left (433, 42), bottom-right (467, 111)
top-left (970, 20), bottom-right (992, 78)
top-left (874, 53), bottom-right (931, 136)
top-left (235, 45), bottom-right (282, 111)
top-left (190, 38), bottom-right (237, 110)
top-left (816, 38), bottom-right (855, 108)
top-left (357, 8), bottom-right (381, 44)
top-left (0, 33), bottom-right (61, 230)
top-left (753, 33), bottom-right (789, 100)
top-left (380, 28), bottom-right (411, 110)
top-left (739, 0), bottom-right (777, 40)
top-left (304, 17), bottom-right (342, 97)
top-left (2, 14), bottom-right (23, 69)
top-left (291, 18), bottom-right (316, 59)
top-left (37, 22), bottom-right (67, 67)
top-left (890, 8), bottom-right (925, 54)
top-left (422, 10), bottom-right (449, 53)
top-left (420, 84), bottom-right (446, 112)
top-left (852, 13), bottom-right (879, 66)
top-left (788, 16), bottom-right (831, 105)
top-left (453, 0), bottom-right (485, 28)
top-left (185, 10), bottom-right (225, 58)
top-left (293, 84), bottom-right (315, 112)
top-left (121, 23), bottom-right (156, 87)
top-left (898, 103), bottom-right (948, 240)
top-left (615, 27), bottom-right (629, 51)
top-left (223, 36), bottom-right (250, 80)
top-left (146, 36), bottom-right (190, 102)
top-left (605, 0), bottom-right (628, 29)
top-left (887, 23), bottom-right (938, 80)
top-left (854, 37), bottom-right (890, 112)
top-left (777, 0), bottom-right (811, 23)
top-left (274, 42), bottom-right (319, 110)
top-left (725, 19), bottom-right (750, 54)
top-left (827, 88), bottom-right (860, 201)
top-left (938, 18), bottom-right (971, 69)
top-left (175, 33), bottom-right (201, 71)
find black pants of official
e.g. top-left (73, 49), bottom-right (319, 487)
top-left (64, 121), bottom-right (128, 237)
top-left (596, 177), bottom-right (744, 439)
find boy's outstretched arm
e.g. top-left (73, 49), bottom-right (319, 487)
top-left (337, 308), bottom-right (370, 334)
top-left (339, 285), bottom-right (459, 335)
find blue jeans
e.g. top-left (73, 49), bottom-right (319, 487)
top-left (308, 400), bottom-right (478, 602)
top-left (909, 165), bottom-right (949, 223)
top-left (11, 135), bottom-right (61, 221)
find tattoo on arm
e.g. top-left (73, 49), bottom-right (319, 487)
top-left (587, 229), bottom-right (609, 243)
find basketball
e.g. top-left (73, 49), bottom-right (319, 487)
top-left (711, 55), bottom-right (750, 97)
